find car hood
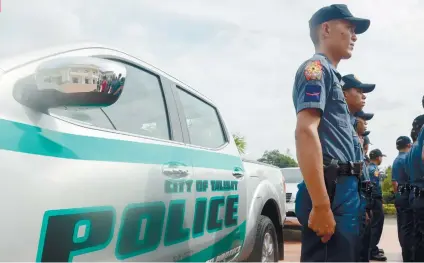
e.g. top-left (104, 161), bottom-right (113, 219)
top-left (286, 183), bottom-right (299, 195)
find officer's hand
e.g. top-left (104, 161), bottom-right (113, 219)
top-left (308, 203), bottom-right (336, 243)
top-left (365, 211), bottom-right (370, 224)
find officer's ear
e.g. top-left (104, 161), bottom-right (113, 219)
top-left (322, 22), bottom-right (331, 38)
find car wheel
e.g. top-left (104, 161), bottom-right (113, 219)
top-left (246, 215), bottom-right (279, 262)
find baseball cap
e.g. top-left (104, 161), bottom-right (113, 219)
top-left (355, 110), bottom-right (374, 121)
top-left (362, 130), bottom-right (371, 137)
top-left (309, 4), bottom-right (371, 34)
top-left (369, 149), bottom-right (386, 159)
top-left (363, 136), bottom-right (371, 145)
top-left (412, 114), bottom-right (424, 130)
top-left (396, 136), bottom-right (412, 148)
top-left (342, 74), bottom-right (376, 93)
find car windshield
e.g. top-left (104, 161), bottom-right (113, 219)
top-left (281, 168), bottom-right (303, 183)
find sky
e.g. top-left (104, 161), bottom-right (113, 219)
top-left (0, 0), bottom-right (423, 167)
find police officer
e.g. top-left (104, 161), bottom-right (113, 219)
top-left (392, 136), bottom-right (413, 262)
top-left (292, 4), bottom-right (370, 261)
top-left (368, 148), bottom-right (387, 261)
top-left (405, 114), bottom-right (424, 261)
top-left (355, 113), bottom-right (376, 262)
top-left (363, 135), bottom-right (371, 155)
top-left (341, 75), bottom-right (376, 262)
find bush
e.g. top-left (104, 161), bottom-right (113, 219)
top-left (383, 203), bottom-right (396, 215)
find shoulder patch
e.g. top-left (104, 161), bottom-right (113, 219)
top-left (374, 170), bottom-right (379, 177)
top-left (304, 84), bottom-right (321, 103)
top-left (304, 60), bottom-right (323, 81)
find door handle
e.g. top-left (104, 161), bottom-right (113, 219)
top-left (232, 167), bottom-right (245, 178)
top-left (162, 162), bottom-right (190, 178)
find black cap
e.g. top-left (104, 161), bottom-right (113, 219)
top-left (355, 110), bottom-right (374, 121)
top-left (411, 114), bottom-right (424, 141)
top-left (412, 114), bottom-right (424, 130)
top-left (396, 136), bottom-right (412, 148)
top-left (342, 74), bottom-right (375, 93)
top-left (369, 149), bottom-right (386, 159)
top-left (363, 136), bottom-right (371, 145)
top-left (362, 130), bottom-right (371, 137)
top-left (309, 4), bottom-right (371, 34)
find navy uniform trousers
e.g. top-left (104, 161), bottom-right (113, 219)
top-left (411, 190), bottom-right (424, 262)
top-left (395, 189), bottom-right (414, 262)
top-left (357, 194), bottom-right (372, 262)
top-left (295, 176), bottom-right (360, 262)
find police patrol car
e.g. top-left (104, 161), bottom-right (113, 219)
top-left (0, 43), bottom-right (286, 262)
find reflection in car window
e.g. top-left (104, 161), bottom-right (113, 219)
top-left (102, 64), bottom-right (170, 140)
top-left (177, 87), bottom-right (226, 148)
top-left (281, 168), bottom-right (303, 183)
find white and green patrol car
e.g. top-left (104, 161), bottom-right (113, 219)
top-left (0, 43), bottom-right (286, 262)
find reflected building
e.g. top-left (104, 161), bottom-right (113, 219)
top-left (39, 64), bottom-right (119, 93)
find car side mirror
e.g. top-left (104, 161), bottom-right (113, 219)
top-left (13, 56), bottom-right (127, 112)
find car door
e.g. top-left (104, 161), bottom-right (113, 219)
top-left (3, 48), bottom-right (195, 261)
top-left (171, 84), bottom-right (247, 262)
top-left (98, 60), bottom-right (196, 262)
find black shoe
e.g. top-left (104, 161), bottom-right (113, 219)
top-left (370, 253), bottom-right (387, 261)
top-left (378, 248), bottom-right (385, 255)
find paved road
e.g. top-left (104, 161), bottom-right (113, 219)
top-left (281, 216), bottom-right (401, 262)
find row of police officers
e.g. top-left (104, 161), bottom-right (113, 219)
top-left (392, 111), bottom-right (424, 262)
top-left (291, 3), bottom-right (424, 262)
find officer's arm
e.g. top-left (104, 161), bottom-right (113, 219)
top-left (294, 60), bottom-right (330, 208)
top-left (391, 162), bottom-right (398, 193)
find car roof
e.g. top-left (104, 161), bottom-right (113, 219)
top-left (0, 42), bottom-right (214, 106)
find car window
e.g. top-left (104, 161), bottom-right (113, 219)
top-left (102, 63), bottom-right (170, 140)
top-left (177, 87), bottom-right (226, 148)
top-left (49, 108), bottom-right (115, 129)
top-left (281, 168), bottom-right (303, 183)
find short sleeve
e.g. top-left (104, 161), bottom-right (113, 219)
top-left (368, 166), bottom-right (378, 183)
top-left (293, 59), bottom-right (332, 114)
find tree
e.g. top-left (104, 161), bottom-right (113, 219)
top-left (381, 166), bottom-right (395, 204)
top-left (258, 149), bottom-right (298, 168)
top-left (233, 133), bottom-right (247, 154)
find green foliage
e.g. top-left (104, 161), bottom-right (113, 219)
top-left (258, 149), bottom-right (298, 168)
top-left (232, 133), bottom-right (247, 154)
top-left (383, 204), bottom-right (396, 215)
top-left (381, 166), bottom-right (395, 204)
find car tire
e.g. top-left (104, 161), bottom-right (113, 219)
top-left (246, 215), bottom-right (279, 262)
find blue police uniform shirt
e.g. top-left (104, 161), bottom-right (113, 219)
top-left (361, 158), bottom-right (370, 181)
top-left (368, 163), bottom-right (382, 197)
top-left (351, 116), bottom-right (363, 163)
top-left (392, 152), bottom-right (409, 185)
top-left (293, 54), bottom-right (359, 225)
top-left (292, 53), bottom-right (356, 162)
top-left (407, 129), bottom-right (424, 186)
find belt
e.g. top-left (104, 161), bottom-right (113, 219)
top-left (413, 186), bottom-right (424, 197)
top-left (398, 184), bottom-right (411, 194)
top-left (337, 161), bottom-right (362, 177)
top-left (360, 181), bottom-right (373, 194)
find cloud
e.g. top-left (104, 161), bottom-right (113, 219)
top-left (1, 0), bottom-right (423, 166)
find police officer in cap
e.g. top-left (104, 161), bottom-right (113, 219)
top-left (355, 113), bottom-right (376, 262)
top-left (368, 148), bottom-right (387, 261)
top-left (341, 75), bottom-right (375, 261)
top-left (405, 114), bottom-right (424, 261)
top-left (292, 4), bottom-right (370, 261)
top-left (392, 136), bottom-right (413, 262)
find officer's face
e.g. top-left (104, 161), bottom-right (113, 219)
top-left (356, 118), bottom-right (367, 134)
top-left (344, 88), bottom-right (365, 113)
top-left (325, 20), bottom-right (357, 59)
